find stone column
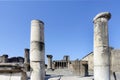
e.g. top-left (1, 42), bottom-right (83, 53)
top-left (57, 61), bottom-right (59, 69)
top-left (52, 61), bottom-right (55, 69)
top-left (47, 55), bottom-right (53, 69)
top-left (57, 62), bottom-right (58, 69)
top-left (24, 48), bottom-right (30, 63)
top-left (24, 48), bottom-right (30, 71)
top-left (62, 62), bottom-right (63, 68)
top-left (93, 12), bottom-right (111, 80)
top-left (30, 20), bottom-right (45, 80)
top-left (2, 54), bottom-right (8, 63)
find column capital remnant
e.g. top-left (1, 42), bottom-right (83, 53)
top-left (93, 12), bottom-right (111, 80)
top-left (93, 12), bottom-right (111, 22)
top-left (24, 48), bottom-right (30, 52)
top-left (47, 55), bottom-right (53, 58)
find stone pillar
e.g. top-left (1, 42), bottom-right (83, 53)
top-left (30, 20), bottom-right (45, 80)
top-left (47, 55), bottom-right (53, 69)
top-left (93, 12), bottom-right (111, 80)
top-left (58, 62), bottom-right (59, 68)
top-left (2, 54), bottom-right (8, 63)
top-left (24, 48), bottom-right (30, 71)
top-left (62, 62), bottom-right (63, 68)
top-left (52, 61), bottom-right (55, 69)
top-left (57, 62), bottom-right (58, 69)
top-left (24, 48), bottom-right (30, 63)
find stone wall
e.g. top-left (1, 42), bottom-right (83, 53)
top-left (0, 72), bottom-right (27, 80)
top-left (110, 49), bottom-right (120, 72)
top-left (0, 55), bottom-right (24, 63)
top-left (0, 63), bottom-right (27, 80)
top-left (82, 52), bottom-right (94, 75)
top-left (8, 57), bottom-right (24, 63)
top-left (81, 48), bottom-right (120, 77)
top-left (68, 60), bottom-right (88, 76)
top-left (0, 52), bottom-right (29, 80)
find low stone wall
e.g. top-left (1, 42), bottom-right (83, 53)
top-left (0, 72), bottom-right (27, 80)
top-left (0, 63), bottom-right (27, 80)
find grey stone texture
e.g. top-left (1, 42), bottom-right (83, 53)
top-left (0, 54), bottom-right (8, 63)
top-left (0, 63), bottom-right (27, 80)
top-left (52, 56), bottom-right (70, 70)
top-left (47, 55), bottom-right (53, 69)
top-left (24, 48), bottom-right (30, 71)
top-left (24, 48), bottom-right (30, 64)
top-left (69, 60), bottom-right (88, 76)
top-left (30, 20), bottom-right (45, 80)
top-left (82, 48), bottom-right (120, 80)
top-left (93, 12), bottom-right (111, 80)
top-left (0, 72), bottom-right (27, 80)
top-left (0, 55), bottom-right (24, 63)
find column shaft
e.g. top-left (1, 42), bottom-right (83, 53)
top-left (47, 55), bottom-right (53, 69)
top-left (24, 48), bottom-right (30, 71)
top-left (30, 20), bottom-right (45, 80)
top-left (93, 12), bottom-right (111, 80)
top-left (24, 48), bottom-right (30, 63)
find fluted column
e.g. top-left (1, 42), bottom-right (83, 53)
top-left (30, 20), bottom-right (45, 80)
top-left (93, 12), bottom-right (111, 80)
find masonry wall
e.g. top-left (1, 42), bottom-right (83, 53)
top-left (82, 52), bottom-right (94, 75)
top-left (111, 49), bottom-right (120, 72)
top-left (69, 60), bottom-right (80, 76)
top-left (68, 60), bottom-right (88, 76)
top-left (81, 48), bottom-right (120, 77)
top-left (0, 72), bottom-right (27, 80)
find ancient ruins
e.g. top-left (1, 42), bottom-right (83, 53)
top-left (93, 12), bottom-right (111, 80)
top-left (0, 12), bottom-right (120, 80)
top-left (30, 20), bottom-right (45, 80)
top-left (0, 49), bottom-right (29, 80)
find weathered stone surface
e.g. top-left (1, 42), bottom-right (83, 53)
top-left (30, 19), bottom-right (45, 80)
top-left (93, 12), bottom-right (111, 80)
top-left (82, 52), bottom-right (93, 75)
top-left (48, 76), bottom-right (93, 80)
top-left (0, 54), bottom-right (8, 63)
top-left (93, 12), bottom-right (111, 22)
top-left (30, 61), bottom-right (45, 80)
top-left (110, 49), bottom-right (120, 72)
top-left (0, 63), bottom-right (23, 72)
top-left (47, 55), bottom-right (53, 69)
top-left (8, 57), bottom-right (24, 63)
top-left (0, 63), bottom-right (27, 80)
top-left (115, 72), bottom-right (120, 80)
top-left (30, 20), bottom-right (44, 61)
top-left (24, 48), bottom-right (30, 71)
top-left (24, 48), bottom-right (30, 64)
top-left (63, 55), bottom-right (70, 61)
top-left (0, 72), bottom-right (27, 80)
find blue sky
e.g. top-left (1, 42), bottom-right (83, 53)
top-left (0, 1), bottom-right (120, 62)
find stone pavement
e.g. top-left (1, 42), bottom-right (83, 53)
top-left (47, 76), bottom-right (93, 80)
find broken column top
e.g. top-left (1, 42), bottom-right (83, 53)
top-left (31, 19), bottom-right (44, 25)
top-left (47, 55), bottom-right (53, 58)
top-left (93, 12), bottom-right (111, 22)
top-left (24, 48), bottom-right (29, 51)
top-left (2, 54), bottom-right (8, 58)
